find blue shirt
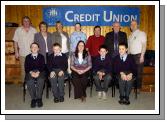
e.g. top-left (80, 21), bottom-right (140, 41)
top-left (70, 31), bottom-right (87, 52)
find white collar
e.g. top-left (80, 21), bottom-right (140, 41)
top-left (54, 53), bottom-right (62, 56)
top-left (31, 53), bottom-right (38, 57)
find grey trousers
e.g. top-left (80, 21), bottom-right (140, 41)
top-left (93, 74), bottom-right (112, 92)
top-left (49, 69), bottom-right (65, 98)
top-left (118, 76), bottom-right (134, 100)
top-left (25, 72), bottom-right (45, 100)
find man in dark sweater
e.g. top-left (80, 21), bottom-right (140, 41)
top-left (113, 42), bottom-right (137, 105)
top-left (93, 45), bottom-right (112, 100)
top-left (24, 42), bottom-right (45, 108)
top-left (47, 43), bottom-right (68, 103)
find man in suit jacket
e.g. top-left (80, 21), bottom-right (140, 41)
top-left (104, 22), bottom-right (127, 58)
top-left (52, 21), bottom-right (70, 57)
top-left (34, 21), bottom-right (53, 64)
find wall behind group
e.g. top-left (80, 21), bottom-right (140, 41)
top-left (5, 5), bottom-right (155, 50)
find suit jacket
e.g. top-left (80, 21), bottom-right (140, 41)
top-left (51, 31), bottom-right (70, 51)
top-left (104, 31), bottom-right (127, 56)
top-left (34, 32), bottom-right (53, 63)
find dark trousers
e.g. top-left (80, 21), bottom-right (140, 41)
top-left (25, 72), bottom-right (45, 100)
top-left (71, 70), bottom-right (89, 99)
top-left (118, 76), bottom-right (134, 100)
top-left (93, 74), bottom-right (112, 92)
top-left (132, 54), bottom-right (144, 88)
top-left (49, 69), bottom-right (65, 98)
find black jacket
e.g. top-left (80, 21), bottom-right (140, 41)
top-left (104, 31), bottom-right (127, 56)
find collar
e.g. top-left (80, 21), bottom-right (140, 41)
top-left (54, 53), bottom-right (62, 56)
top-left (31, 53), bottom-right (38, 57)
top-left (120, 53), bottom-right (128, 61)
top-left (100, 55), bottom-right (106, 60)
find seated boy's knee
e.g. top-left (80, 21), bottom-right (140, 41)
top-left (104, 74), bottom-right (112, 81)
top-left (93, 75), bottom-right (99, 81)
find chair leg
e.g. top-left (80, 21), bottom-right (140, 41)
top-left (69, 78), bottom-right (71, 98)
top-left (23, 82), bottom-right (26, 102)
top-left (90, 83), bottom-right (93, 97)
top-left (46, 81), bottom-right (49, 99)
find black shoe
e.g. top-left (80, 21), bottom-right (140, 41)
top-left (31, 99), bottom-right (36, 108)
top-left (124, 100), bottom-right (130, 105)
top-left (54, 97), bottom-right (59, 103)
top-left (37, 99), bottom-right (43, 107)
top-left (118, 99), bottom-right (124, 105)
top-left (59, 97), bottom-right (64, 102)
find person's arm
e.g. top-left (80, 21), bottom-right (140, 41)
top-left (140, 32), bottom-right (147, 63)
top-left (104, 58), bottom-right (112, 74)
top-left (83, 54), bottom-right (92, 73)
top-left (85, 36), bottom-right (91, 51)
top-left (38, 55), bottom-right (45, 72)
top-left (63, 55), bottom-right (68, 72)
top-left (14, 42), bottom-right (19, 59)
top-left (24, 56), bottom-right (31, 74)
top-left (124, 32), bottom-right (128, 44)
top-left (70, 54), bottom-right (78, 72)
top-left (47, 55), bottom-right (53, 73)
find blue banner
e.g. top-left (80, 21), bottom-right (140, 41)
top-left (43, 6), bottom-right (140, 26)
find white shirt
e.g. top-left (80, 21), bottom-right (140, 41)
top-left (43, 36), bottom-right (48, 52)
top-left (60, 33), bottom-right (68, 53)
top-left (32, 53), bottom-right (38, 59)
top-left (78, 52), bottom-right (83, 64)
top-left (128, 29), bottom-right (147, 55)
top-left (120, 53), bottom-right (127, 62)
top-left (13, 26), bottom-right (37, 57)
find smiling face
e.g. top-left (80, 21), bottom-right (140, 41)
top-left (119, 45), bottom-right (128, 56)
top-left (53, 46), bottom-right (61, 55)
top-left (99, 48), bottom-right (108, 57)
top-left (113, 22), bottom-right (120, 33)
top-left (56, 23), bottom-right (63, 32)
top-left (130, 21), bottom-right (138, 31)
top-left (31, 44), bottom-right (39, 54)
top-left (40, 24), bottom-right (47, 32)
top-left (75, 24), bottom-right (81, 32)
top-left (22, 18), bottom-right (31, 28)
top-left (94, 27), bottom-right (101, 37)
top-left (77, 42), bottom-right (85, 52)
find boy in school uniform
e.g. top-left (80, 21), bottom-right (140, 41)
top-left (93, 45), bottom-right (112, 100)
top-left (47, 43), bottom-right (68, 103)
top-left (24, 42), bottom-right (45, 108)
top-left (113, 42), bottom-right (137, 105)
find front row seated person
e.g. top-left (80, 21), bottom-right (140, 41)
top-left (70, 41), bottom-right (92, 102)
top-left (93, 45), bottom-right (112, 100)
top-left (24, 42), bottom-right (46, 108)
top-left (47, 43), bottom-right (68, 103)
top-left (113, 42), bottom-right (137, 105)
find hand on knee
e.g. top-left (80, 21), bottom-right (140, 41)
top-left (50, 71), bottom-right (56, 78)
top-left (58, 70), bottom-right (64, 77)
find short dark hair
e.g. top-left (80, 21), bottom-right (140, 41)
top-left (30, 42), bottom-right (39, 48)
top-left (53, 43), bottom-right (61, 48)
top-left (56, 21), bottom-right (62, 25)
top-left (75, 22), bottom-right (81, 27)
top-left (119, 42), bottom-right (128, 49)
top-left (39, 21), bottom-right (48, 29)
top-left (99, 45), bottom-right (108, 51)
top-left (94, 25), bottom-right (101, 31)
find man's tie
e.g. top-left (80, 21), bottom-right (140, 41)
top-left (33, 56), bottom-right (37, 59)
top-left (121, 57), bottom-right (124, 62)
